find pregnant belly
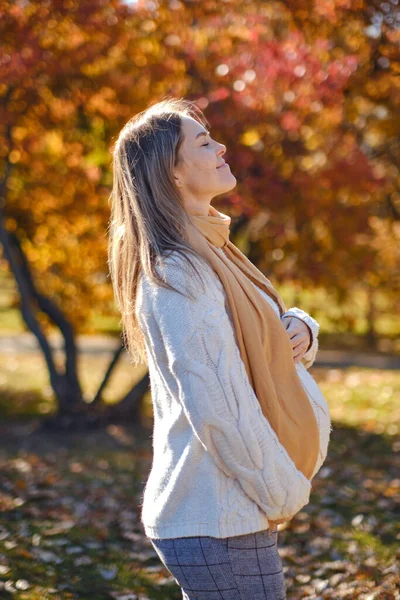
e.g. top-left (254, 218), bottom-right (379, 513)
top-left (296, 363), bottom-right (330, 417)
top-left (295, 363), bottom-right (332, 477)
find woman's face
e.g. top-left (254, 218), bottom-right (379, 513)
top-left (173, 115), bottom-right (237, 214)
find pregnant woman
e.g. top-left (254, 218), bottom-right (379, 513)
top-left (108, 97), bottom-right (332, 599)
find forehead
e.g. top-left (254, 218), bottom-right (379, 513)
top-left (180, 115), bottom-right (208, 141)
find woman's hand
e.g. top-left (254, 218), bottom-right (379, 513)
top-left (268, 516), bottom-right (293, 529)
top-left (269, 517), bottom-right (291, 525)
top-left (281, 315), bottom-right (312, 364)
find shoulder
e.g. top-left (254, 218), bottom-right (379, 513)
top-left (155, 250), bottom-right (218, 292)
top-left (136, 251), bottom-right (235, 349)
top-left (137, 250), bottom-right (213, 307)
top-left (155, 250), bottom-right (208, 280)
top-left (137, 250), bottom-right (227, 312)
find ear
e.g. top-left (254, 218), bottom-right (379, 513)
top-left (173, 173), bottom-right (182, 188)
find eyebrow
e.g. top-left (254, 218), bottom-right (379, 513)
top-left (195, 130), bottom-right (210, 140)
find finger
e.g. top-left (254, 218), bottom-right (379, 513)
top-left (293, 342), bottom-right (308, 360)
top-left (293, 350), bottom-right (305, 363)
top-left (293, 345), bottom-right (306, 358)
top-left (286, 317), bottom-right (309, 337)
top-left (290, 332), bottom-right (308, 348)
top-left (281, 316), bottom-right (292, 330)
top-left (293, 342), bottom-right (308, 362)
top-left (294, 343), bottom-right (308, 358)
top-left (286, 321), bottom-right (304, 338)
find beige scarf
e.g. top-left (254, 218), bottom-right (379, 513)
top-left (185, 205), bottom-right (320, 488)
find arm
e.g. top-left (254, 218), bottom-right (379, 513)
top-left (139, 254), bottom-right (312, 522)
top-left (281, 307), bottom-right (320, 369)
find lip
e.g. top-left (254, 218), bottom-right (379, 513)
top-left (217, 162), bottom-right (229, 169)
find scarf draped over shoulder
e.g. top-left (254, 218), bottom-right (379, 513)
top-left (184, 205), bottom-right (320, 487)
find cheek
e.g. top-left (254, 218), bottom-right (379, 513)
top-left (194, 153), bottom-right (217, 172)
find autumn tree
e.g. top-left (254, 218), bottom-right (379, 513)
top-left (1, 0), bottom-right (399, 426)
top-left (0, 0), bottom-right (189, 427)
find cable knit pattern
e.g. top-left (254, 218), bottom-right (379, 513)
top-left (136, 251), bottom-right (332, 539)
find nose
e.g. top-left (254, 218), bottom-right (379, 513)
top-left (217, 142), bottom-right (226, 157)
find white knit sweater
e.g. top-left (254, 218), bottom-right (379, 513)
top-left (136, 250), bottom-right (332, 540)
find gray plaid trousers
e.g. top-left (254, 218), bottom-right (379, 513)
top-left (149, 527), bottom-right (287, 600)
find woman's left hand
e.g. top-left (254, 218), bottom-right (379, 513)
top-left (281, 315), bottom-right (312, 364)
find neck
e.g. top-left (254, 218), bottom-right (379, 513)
top-left (186, 202), bottom-right (211, 217)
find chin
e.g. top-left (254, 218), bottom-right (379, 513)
top-left (213, 180), bottom-right (237, 199)
top-left (225, 174), bottom-right (237, 191)
top-left (210, 171), bottom-right (237, 197)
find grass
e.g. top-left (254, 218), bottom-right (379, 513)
top-left (1, 345), bottom-right (399, 437)
top-left (0, 351), bottom-right (151, 423)
top-left (0, 357), bottom-right (399, 598)
top-left (0, 433), bottom-right (179, 600)
top-left (314, 367), bottom-right (400, 437)
top-left (0, 262), bottom-right (399, 597)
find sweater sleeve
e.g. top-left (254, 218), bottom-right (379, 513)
top-left (281, 307), bottom-right (320, 369)
top-left (138, 254), bottom-right (312, 522)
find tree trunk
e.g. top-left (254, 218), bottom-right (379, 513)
top-left (365, 286), bottom-right (377, 350)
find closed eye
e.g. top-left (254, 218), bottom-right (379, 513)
top-left (202, 143), bottom-right (210, 146)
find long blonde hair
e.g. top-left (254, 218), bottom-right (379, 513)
top-left (107, 97), bottom-right (210, 365)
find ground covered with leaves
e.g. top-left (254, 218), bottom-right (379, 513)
top-left (0, 367), bottom-right (399, 599)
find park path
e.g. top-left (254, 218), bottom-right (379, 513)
top-left (0, 332), bottom-right (399, 369)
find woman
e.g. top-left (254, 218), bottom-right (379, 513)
top-left (108, 97), bottom-right (332, 599)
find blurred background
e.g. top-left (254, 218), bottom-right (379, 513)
top-left (0, 1), bottom-right (399, 599)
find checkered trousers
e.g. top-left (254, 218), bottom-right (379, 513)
top-left (149, 527), bottom-right (287, 600)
